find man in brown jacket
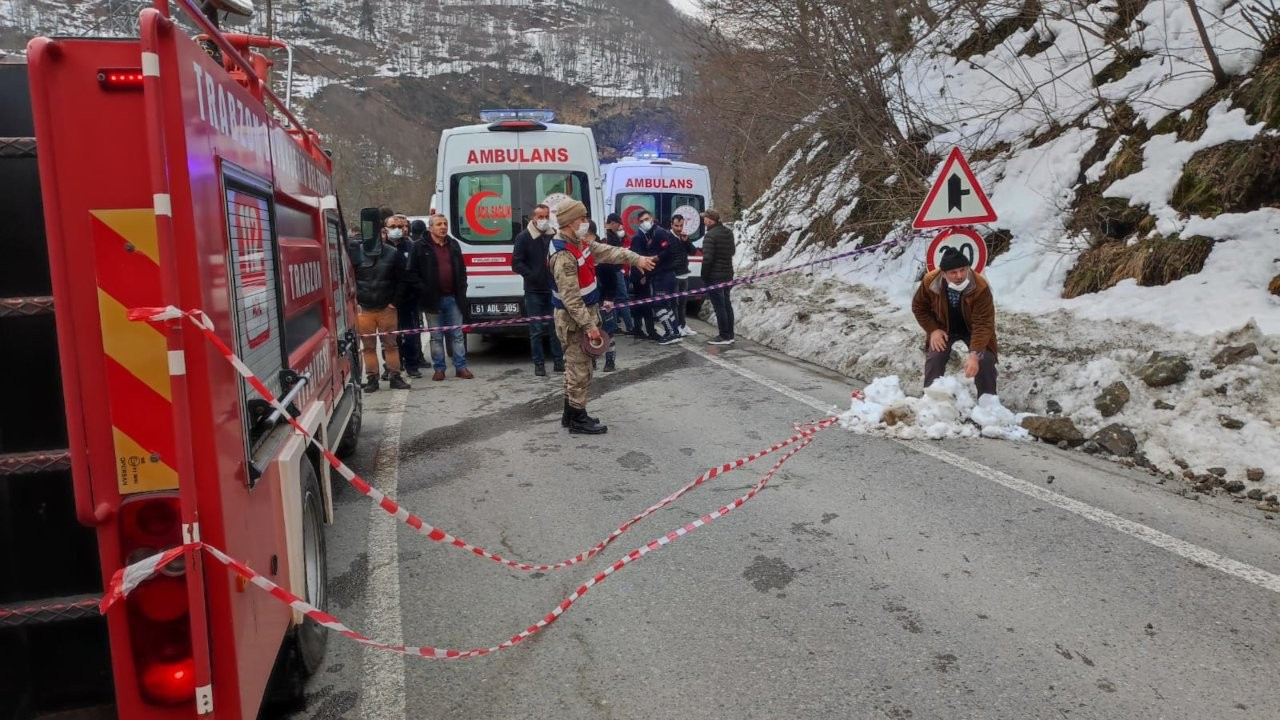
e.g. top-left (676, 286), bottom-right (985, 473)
top-left (911, 246), bottom-right (999, 398)
top-left (549, 200), bottom-right (656, 433)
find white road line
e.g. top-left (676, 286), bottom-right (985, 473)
top-left (359, 391), bottom-right (408, 720)
top-left (686, 344), bottom-right (1280, 595)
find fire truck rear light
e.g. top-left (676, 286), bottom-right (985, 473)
top-left (133, 577), bottom-right (189, 623)
top-left (137, 500), bottom-right (179, 536)
top-left (98, 68), bottom-right (145, 90)
top-left (140, 658), bottom-right (197, 705)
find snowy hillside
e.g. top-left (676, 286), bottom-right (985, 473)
top-left (0, 0), bottom-right (689, 99)
top-left (729, 0), bottom-right (1280, 496)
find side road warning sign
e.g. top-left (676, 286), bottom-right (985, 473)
top-left (913, 147), bottom-right (997, 229)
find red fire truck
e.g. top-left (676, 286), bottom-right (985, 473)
top-left (0, 1), bottom-right (362, 717)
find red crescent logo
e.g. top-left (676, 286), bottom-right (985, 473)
top-left (621, 204), bottom-right (648, 237)
top-left (465, 191), bottom-right (502, 237)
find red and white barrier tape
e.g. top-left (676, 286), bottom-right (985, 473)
top-left (102, 431), bottom-right (818, 657)
top-left (359, 230), bottom-right (930, 339)
top-left (128, 305), bottom-right (836, 573)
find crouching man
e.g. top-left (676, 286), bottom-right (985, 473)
top-left (549, 200), bottom-right (656, 433)
top-left (910, 246), bottom-right (999, 398)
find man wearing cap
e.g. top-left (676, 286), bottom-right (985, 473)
top-left (549, 200), bottom-right (656, 433)
top-left (911, 246), bottom-right (999, 398)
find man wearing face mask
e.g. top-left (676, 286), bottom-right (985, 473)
top-left (549, 200), bottom-right (656, 433)
top-left (631, 210), bottom-right (684, 345)
top-left (911, 246), bottom-right (999, 398)
top-left (391, 216), bottom-right (426, 378)
top-left (512, 203), bottom-right (565, 376)
top-left (348, 216), bottom-right (410, 392)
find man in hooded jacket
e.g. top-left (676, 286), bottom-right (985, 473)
top-left (348, 217), bottom-right (410, 392)
top-left (512, 203), bottom-right (565, 376)
top-left (911, 246), bottom-right (1000, 398)
top-left (549, 200), bottom-right (655, 433)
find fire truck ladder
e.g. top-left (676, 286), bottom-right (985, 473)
top-left (1, 65), bottom-right (115, 719)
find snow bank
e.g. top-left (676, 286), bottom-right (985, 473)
top-left (841, 375), bottom-right (1031, 441)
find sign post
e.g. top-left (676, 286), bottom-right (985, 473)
top-left (914, 147), bottom-right (997, 272)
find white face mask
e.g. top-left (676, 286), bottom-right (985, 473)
top-left (535, 218), bottom-right (550, 232)
top-left (640, 220), bottom-right (654, 233)
top-left (578, 222), bottom-right (592, 238)
top-left (387, 228), bottom-right (404, 241)
top-left (947, 278), bottom-right (971, 292)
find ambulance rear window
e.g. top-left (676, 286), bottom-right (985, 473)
top-left (615, 193), bottom-right (706, 241)
top-left (451, 170), bottom-right (592, 245)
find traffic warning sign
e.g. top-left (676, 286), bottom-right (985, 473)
top-left (912, 147), bottom-right (997, 229)
top-left (926, 228), bottom-right (988, 274)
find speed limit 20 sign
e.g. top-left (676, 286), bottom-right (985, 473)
top-left (925, 228), bottom-right (988, 274)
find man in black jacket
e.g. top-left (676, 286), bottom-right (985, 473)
top-left (633, 210), bottom-right (683, 345)
top-left (393, 216), bottom-right (426, 378)
top-left (512, 203), bottom-right (564, 376)
top-left (700, 209), bottom-right (736, 345)
top-left (417, 215), bottom-right (473, 380)
top-left (348, 220), bottom-right (410, 391)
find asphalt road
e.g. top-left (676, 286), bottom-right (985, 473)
top-left (286, 318), bottom-right (1280, 720)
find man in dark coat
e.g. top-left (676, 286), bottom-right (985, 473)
top-left (512, 203), bottom-right (564, 376)
top-left (393, 216), bottom-right (426, 378)
top-left (348, 219), bottom-right (410, 391)
top-left (700, 209), bottom-right (737, 345)
top-left (632, 209), bottom-right (683, 344)
top-left (416, 215), bottom-right (473, 380)
top-left (602, 213), bottom-right (635, 335)
top-left (911, 246), bottom-right (999, 398)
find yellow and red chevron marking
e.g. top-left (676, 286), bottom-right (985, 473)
top-left (91, 209), bottom-right (178, 494)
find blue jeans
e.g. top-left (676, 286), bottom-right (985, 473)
top-left (706, 285), bottom-right (734, 339)
top-left (524, 291), bottom-right (563, 365)
top-left (396, 299), bottom-right (424, 371)
top-left (426, 296), bottom-right (467, 372)
top-left (612, 268), bottom-right (634, 333)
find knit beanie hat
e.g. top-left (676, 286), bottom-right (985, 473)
top-left (939, 246), bottom-right (970, 271)
top-left (556, 199), bottom-right (588, 227)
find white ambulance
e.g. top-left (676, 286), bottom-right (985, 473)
top-left (602, 155), bottom-right (713, 309)
top-left (434, 109), bottom-right (605, 330)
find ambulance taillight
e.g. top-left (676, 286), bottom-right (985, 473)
top-left (119, 495), bottom-right (195, 705)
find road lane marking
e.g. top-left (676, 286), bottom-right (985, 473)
top-left (686, 344), bottom-right (1280, 595)
top-left (359, 391), bottom-right (408, 720)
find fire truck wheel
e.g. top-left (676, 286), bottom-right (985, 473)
top-left (336, 384), bottom-right (363, 459)
top-left (293, 459), bottom-right (329, 676)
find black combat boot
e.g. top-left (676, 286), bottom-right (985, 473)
top-left (534, 363), bottom-right (547, 377)
top-left (567, 406), bottom-right (607, 434)
top-left (562, 399), bottom-right (599, 428)
top-left (603, 353), bottom-right (616, 372)
top-left (388, 373), bottom-right (410, 390)
top-left (363, 373), bottom-right (379, 393)
top-left (553, 359), bottom-right (566, 373)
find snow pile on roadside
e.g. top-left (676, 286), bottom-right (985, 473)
top-left (840, 375), bottom-right (1030, 441)
top-left (724, 273), bottom-right (1280, 496)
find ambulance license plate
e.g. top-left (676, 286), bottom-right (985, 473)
top-left (472, 302), bottom-right (521, 317)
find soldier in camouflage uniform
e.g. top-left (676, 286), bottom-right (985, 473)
top-left (549, 200), bottom-right (656, 434)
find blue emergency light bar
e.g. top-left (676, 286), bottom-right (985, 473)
top-left (480, 109), bottom-right (557, 123)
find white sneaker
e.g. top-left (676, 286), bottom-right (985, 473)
top-left (680, 325), bottom-right (697, 336)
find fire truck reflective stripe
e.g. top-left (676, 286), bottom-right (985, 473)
top-left (98, 291), bottom-right (171, 400)
top-left (183, 522), bottom-right (201, 544)
top-left (141, 51), bottom-right (160, 77)
top-left (92, 208), bottom-right (163, 266)
top-left (320, 194), bottom-right (337, 210)
top-left (93, 210), bottom-right (179, 495)
top-left (168, 349), bottom-right (186, 376)
top-left (153, 193), bottom-right (172, 217)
